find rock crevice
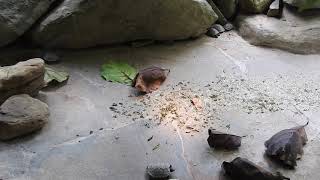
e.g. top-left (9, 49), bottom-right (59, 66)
top-left (0, 0), bottom-right (57, 47)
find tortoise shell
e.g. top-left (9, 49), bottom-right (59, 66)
top-left (146, 164), bottom-right (174, 178)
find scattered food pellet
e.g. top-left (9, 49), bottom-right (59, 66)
top-left (109, 74), bottom-right (320, 135)
top-left (147, 136), bottom-right (153, 141)
top-left (152, 144), bottom-right (160, 151)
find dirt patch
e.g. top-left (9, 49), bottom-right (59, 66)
top-left (110, 73), bottom-right (320, 134)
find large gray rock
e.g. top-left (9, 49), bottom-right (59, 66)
top-left (29, 0), bottom-right (218, 49)
top-left (239, 0), bottom-right (273, 13)
top-left (0, 94), bottom-right (49, 140)
top-left (0, 0), bottom-right (56, 47)
top-left (0, 58), bottom-right (45, 104)
top-left (237, 6), bottom-right (320, 54)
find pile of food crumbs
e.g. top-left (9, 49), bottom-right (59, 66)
top-left (110, 74), bottom-right (320, 134)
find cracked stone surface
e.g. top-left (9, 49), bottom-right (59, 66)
top-left (1, 32), bottom-right (320, 180)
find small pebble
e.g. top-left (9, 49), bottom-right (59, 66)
top-left (147, 136), bottom-right (153, 141)
top-left (109, 107), bottom-right (116, 111)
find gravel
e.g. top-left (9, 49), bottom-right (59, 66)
top-left (110, 73), bottom-right (320, 134)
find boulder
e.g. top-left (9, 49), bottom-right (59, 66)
top-left (0, 0), bottom-right (56, 47)
top-left (0, 94), bottom-right (49, 140)
top-left (236, 6), bottom-right (320, 54)
top-left (29, 0), bottom-right (218, 49)
top-left (0, 58), bottom-right (45, 104)
top-left (284, 0), bottom-right (320, 10)
top-left (239, 0), bottom-right (273, 13)
top-left (213, 0), bottom-right (238, 19)
top-left (267, 0), bottom-right (283, 17)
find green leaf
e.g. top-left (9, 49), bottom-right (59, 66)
top-left (44, 67), bottom-right (69, 86)
top-left (101, 62), bottom-right (137, 85)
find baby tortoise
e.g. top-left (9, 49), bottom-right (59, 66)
top-left (206, 28), bottom-right (220, 38)
top-left (212, 24), bottom-right (225, 33)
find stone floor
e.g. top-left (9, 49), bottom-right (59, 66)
top-left (1, 32), bottom-right (320, 180)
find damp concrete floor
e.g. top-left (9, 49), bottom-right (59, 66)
top-left (1, 32), bottom-right (320, 180)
